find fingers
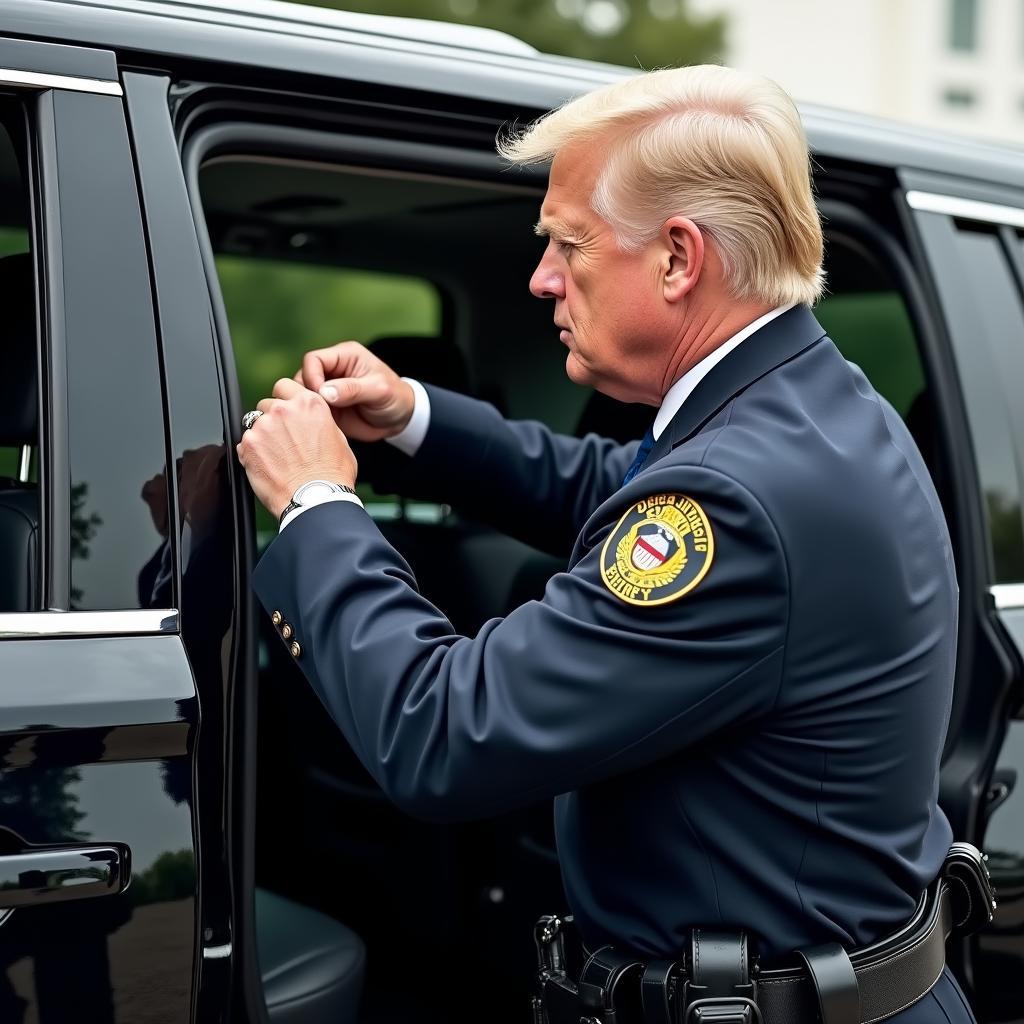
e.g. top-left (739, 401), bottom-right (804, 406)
top-left (300, 342), bottom-right (367, 393)
top-left (319, 374), bottom-right (390, 408)
top-left (271, 377), bottom-right (304, 400)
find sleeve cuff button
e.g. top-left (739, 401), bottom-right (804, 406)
top-left (271, 611), bottom-right (283, 627)
top-left (289, 641), bottom-right (302, 658)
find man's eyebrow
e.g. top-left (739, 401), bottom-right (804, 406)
top-left (534, 218), bottom-right (575, 239)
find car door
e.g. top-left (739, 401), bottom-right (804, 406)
top-left (900, 174), bottom-right (1024, 1023)
top-left (0, 38), bottom-right (206, 1024)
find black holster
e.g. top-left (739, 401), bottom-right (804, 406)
top-left (533, 842), bottom-right (996, 1024)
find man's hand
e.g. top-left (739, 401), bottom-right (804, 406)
top-left (294, 341), bottom-right (415, 442)
top-left (236, 378), bottom-right (358, 520)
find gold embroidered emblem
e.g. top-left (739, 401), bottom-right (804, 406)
top-left (599, 494), bottom-right (715, 606)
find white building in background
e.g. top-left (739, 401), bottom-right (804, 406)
top-left (690, 0), bottom-right (1024, 144)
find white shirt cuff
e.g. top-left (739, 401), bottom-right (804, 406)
top-left (279, 490), bottom-right (364, 533)
top-left (385, 377), bottom-right (431, 457)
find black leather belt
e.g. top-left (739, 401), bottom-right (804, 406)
top-left (532, 843), bottom-right (995, 1024)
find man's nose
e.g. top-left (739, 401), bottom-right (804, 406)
top-left (529, 250), bottom-right (566, 300)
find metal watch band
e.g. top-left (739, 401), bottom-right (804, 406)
top-left (279, 482), bottom-right (356, 524)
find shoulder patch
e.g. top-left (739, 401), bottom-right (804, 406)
top-left (599, 494), bottom-right (714, 606)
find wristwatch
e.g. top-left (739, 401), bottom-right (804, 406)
top-left (279, 480), bottom-right (356, 523)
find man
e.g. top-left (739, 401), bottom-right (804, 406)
top-left (237, 66), bottom-right (975, 1023)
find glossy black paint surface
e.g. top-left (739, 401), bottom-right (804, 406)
top-left (905, 204), bottom-right (1024, 1009)
top-left (52, 90), bottom-right (169, 612)
top-left (33, 88), bottom-right (71, 611)
top-left (124, 72), bottom-right (246, 1023)
top-left (975, 606), bottom-right (1024, 1023)
top-left (0, 636), bottom-right (198, 1023)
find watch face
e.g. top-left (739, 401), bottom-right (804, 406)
top-left (295, 481), bottom-right (336, 504)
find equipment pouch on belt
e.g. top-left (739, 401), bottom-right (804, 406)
top-left (532, 843), bottom-right (996, 1024)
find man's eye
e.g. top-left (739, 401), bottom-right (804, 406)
top-left (556, 240), bottom-right (575, 255)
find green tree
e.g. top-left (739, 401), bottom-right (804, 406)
top-left (987, 489), bottom-right (1024, 582)
top-left (0, 758), bottom-right (87, 844)
top-left (129, 849), bottom-right (196, 907)
top-left (295, 0), bottom-right (724, 69)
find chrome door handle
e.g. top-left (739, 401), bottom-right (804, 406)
top-left (0, 845), bottom-right (130, 909)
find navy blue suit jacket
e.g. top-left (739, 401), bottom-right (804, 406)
top-left (254, 304), bottom-right (957, 964)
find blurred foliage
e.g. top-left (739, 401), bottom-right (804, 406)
top-left (130, 849), bottom-right (196, 907)
top-left (814, 291), bottom-right (924, 418)
top-left (220, 255), bottom-right (440, 418)
top-left (70, 482), bottom-right (103, 609)
top-left (988, 490), bottom-right (1024, 582)
top-left (0, 761), bottom-right (87, 843)
top-left (294, 0), bottom-right (725, 68)
top-left (218, 255), bottom-right (440, 531)
top-left (0, 225), bottom-right (27, 258)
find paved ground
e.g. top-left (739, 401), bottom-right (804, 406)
top-left (6, 897), bottom-right (194, 1023)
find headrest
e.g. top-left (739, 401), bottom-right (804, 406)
top-left (367, 335), bottom-right (469, 395)
top-left (0, 253), bottom-right (37, 448)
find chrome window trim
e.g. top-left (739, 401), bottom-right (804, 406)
top-left (906, 190), bottom-right (1024, 229)
top-left (991, 585), bottom-right (1024, 611)
top-left (0, 609), bottom-right (178, 638)
top-left (0, 69), bottom-right (123, 97)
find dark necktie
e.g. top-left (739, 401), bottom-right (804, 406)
top-left (622, 426), bottom-right (655, 486)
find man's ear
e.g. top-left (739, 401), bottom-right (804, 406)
top-left (661, 217), bottom-right (704, 303)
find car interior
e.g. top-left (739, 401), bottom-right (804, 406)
top-left (198, 149), bottom-right (945, 1024)
top-left (0, 100), bottom-right (40, 616)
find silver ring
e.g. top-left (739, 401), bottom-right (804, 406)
top-left (241, 410), bottom-right (264, 431)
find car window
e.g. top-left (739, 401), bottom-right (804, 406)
top-left (815, 230), bottom-right (926, 421)
top-left (951, 227), bottom-right (1024, 582)
top-left (816, 291), bottom-right (923, 418)
top-left (218, 254), bottom-right (442, 536)
top-left (0, 224), bottom-right (32, 481)
top-left (0, 103), bottom-right (41, 611)
top-left (49, 92), bottom-right (172, 611)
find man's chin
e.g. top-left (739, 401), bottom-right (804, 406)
top-left (564, 351), bottom-right (595, 387)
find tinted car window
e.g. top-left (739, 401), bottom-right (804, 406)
top-left (0, 103), bottom-right (41, 611)
top-left (816, 291), bottom-right (923, 418)
top-left (953, 227), bottom-right (1024, 582)
top-left (0, 223), bottom-right (33, 483)
top-left (52, 92), bottom-right (170, 610)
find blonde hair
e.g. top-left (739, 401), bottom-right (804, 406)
top-left (497, 65), bottom-right (824, 306)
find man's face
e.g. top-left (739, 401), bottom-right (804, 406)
top-left (529, 138), bottom-right (675, 405)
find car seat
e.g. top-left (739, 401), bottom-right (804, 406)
top-left (0, 252), bottom-right (40, 612)
top-left (256, 888), bottom-right (366, 1024)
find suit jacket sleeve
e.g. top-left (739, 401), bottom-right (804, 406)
top-left (253, 460), bottom-right (789, 822)
top-left (357, 385), bottom-right (640, 556)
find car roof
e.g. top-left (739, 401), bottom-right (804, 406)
top-left (8, 0), bottom-right (1024, 193)
top-left (84, 0), bottom-right (540, 57)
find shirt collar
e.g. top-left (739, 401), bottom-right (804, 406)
top-left (652, 303), bottom-right (796, 441)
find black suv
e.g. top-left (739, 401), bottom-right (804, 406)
top-left (0, 2), bottom-right (1021, 1023)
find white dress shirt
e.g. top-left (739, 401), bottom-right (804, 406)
top-left (280, 307), bottom-right (794, 530)
top-left (651, 303), bottom-right (794, 441)
top-left (278, 378), bottom-right (427, 531)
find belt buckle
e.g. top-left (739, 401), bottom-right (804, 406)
top-left (684, 997), bottom-right (763, 1024)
